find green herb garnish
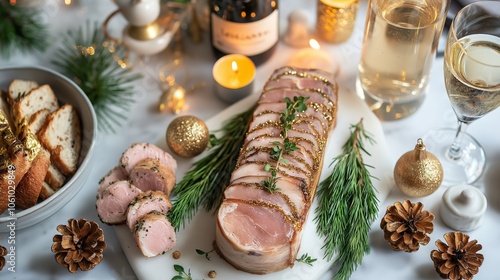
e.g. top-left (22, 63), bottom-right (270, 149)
top-left (296, 253), bottom-right (317, 266)
top-left (262, 96), bottom-right (308, 193)
top-left (195, 248), bottom-right (215, 261)
top-left (172, 264), bottom-right (192, 280)
top-left (314, 118), bottom-right (379, 280)
top-left (169, 107), bottom-right (254, 231)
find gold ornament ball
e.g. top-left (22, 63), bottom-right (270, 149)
top-left (166, 115), bottom-right (209, 158)
top-left (394, 138), bottom-right (443, 197)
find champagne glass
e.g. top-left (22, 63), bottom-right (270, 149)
top-left (425, 1), bottom-right (500, 185)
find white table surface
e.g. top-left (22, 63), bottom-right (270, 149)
top-left (1, 1), bottom-right (499, 280)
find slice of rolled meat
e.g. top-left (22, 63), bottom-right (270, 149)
top-left (97, 165), bottom-right (128, 198)
top-left (126, 190), bottom-right (172, 232)
top-left (120, 143), bottom-right (177, 174)
top-left (129, 158), bottom-right (176, 196)
top-left (134, 210), bottom-right (176, 258)
top-left (96, 180), bottom-right (142, 225)
top-left (215, 67), bottom-right (338, 274)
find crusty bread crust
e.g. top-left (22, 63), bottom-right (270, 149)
top-left (38, 182), bottom-right (55, 201)
top-left (38, 104), bottom-right (82, 176)
top-left (15, 149), bottom-right (50, 209)
top-left (11, 84), bottom-right (59, 125)
top-left (45, 163), bottom-right (66, 190)
top-left (7, 79), bottom-right (39, 104)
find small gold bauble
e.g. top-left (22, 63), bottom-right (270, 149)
top-left (394, 138), bottom-right (443, 197)
top-left (166, 115), bottom-right (209, 158)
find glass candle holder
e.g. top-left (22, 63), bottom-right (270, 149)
top-left (316, 0), bottom-right (359, 44)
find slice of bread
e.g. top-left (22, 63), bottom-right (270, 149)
top-left (11, 84), bottom-right (59, 124)
top-left (38, 104), bottom-right (82, 176)
top-left (7, 79), bottom-right (39, 104)
top-left (22, 112), bottom-right (66, 189)
top-left (39, 182), bottom-right (55, 201)
top-left (45, 163), bottom-right (66, 190)
top-left (28, 109), bottom-right (50, 134)
top-left (15, 149), bottom-right (50, 209)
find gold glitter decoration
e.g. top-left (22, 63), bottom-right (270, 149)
top-left (316, 0), bottom-right (359, 43)
top-left (166, 115), bottom-right (209, 158)
top-left (394, 138), bottom-right (443, 197)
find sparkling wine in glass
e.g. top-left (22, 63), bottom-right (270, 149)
top-left (425, 1), bottom-right (500, 185)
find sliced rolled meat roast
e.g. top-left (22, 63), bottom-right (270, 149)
top-left (134, 210), bottom-right (176, 258)
top-left (120, 142), bottom-right (177, 175)
top-left (96, 180), bottom-right (143, 225)
top-left (215, 67), bottom-right (338, 274)
top-left (97, 165), bottom-right (128, 198)
top-left (126, 190), bottom-right (172, 232)
top-left (129, 158), bottom-right (176, 196)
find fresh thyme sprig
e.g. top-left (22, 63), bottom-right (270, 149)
top-left (172, 264), bottom-right (192, 280)
top-left (0, 2), bottom-right (49, 58)
top-left (169, 107), bottom-right (254, 231)
top-left (195, 248), bottom-right (215, 261)
top-left (314, 118), bottom-right (379, 280)
top-left (262, 96), bottom-right (308, 192)
top-left (52, 22), bottom-right (142, 133)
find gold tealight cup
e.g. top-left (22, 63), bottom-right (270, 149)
top-left (212, 54), bottom-right (255, 104)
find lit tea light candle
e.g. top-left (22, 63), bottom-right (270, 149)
top-left (213, 54), bottom-right (256, 104)
top-left (287, 39), bottom-right (338, 75)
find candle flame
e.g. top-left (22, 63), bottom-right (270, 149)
top-left (231, 61), bottom-right (238, 74)
top-left (309, 39), bottom-right (320, 50)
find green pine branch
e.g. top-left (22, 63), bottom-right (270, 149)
top-left (314, 118), bottom-right (379, 280)
top-left (0, 2), bottom-right (49, 58)
top-left (168, 107), bottom-right (254, 231)
top-left (52, 21), bottom-right (142, 133)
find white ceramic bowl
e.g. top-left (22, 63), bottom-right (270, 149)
top-left (0, 66), bottom-right (97, 231)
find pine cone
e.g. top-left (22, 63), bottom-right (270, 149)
top-left (0, 245), bottom-right (6, 271)
top-left (380, 200), bottom-right (434, 252)
top-left (51, 218), bottom-right (107, 273)
top-left (431, 232), bottom-right (484, 280)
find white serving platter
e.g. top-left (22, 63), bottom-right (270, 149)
top-left (115, 85), bottom-right (395, 280)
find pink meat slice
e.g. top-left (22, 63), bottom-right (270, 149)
top-left (240, 149), bottom-right (312, 175)
top-left (134, 211), bottom-right (176, 258)
top-left (96, 180), bottom-right (143, 225)
top-left (230, 175), bottom-right (308, 215)
top-left (216, 201), bottom-right (294, 274)
top-left (129, 158), bottom-right (176, 196)
top-left (120, 143), bottom-right (177, 174)
top-left (97, 165), bottom-right (128, 198)
top-left (126, 190), bottom-right (172, 232)
top-left (224, 183), bottom-right (296, 217)
top-left (259, 88), bottom-right (334, 110)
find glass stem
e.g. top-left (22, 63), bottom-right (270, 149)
top-left (447, 120), bottom-right (470, 160)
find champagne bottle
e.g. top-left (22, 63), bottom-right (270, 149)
top-left (210, 0), bottom-right (279, 65)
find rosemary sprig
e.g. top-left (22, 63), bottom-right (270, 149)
top-left (262, 96), bottom-right (308, 192)
top-left (0, 2), bottom-right (49, 58)
top-left (52, 22), bottom-right (142, 133)
top-left (314, 118), bottom-right (379, 280)
top-left (296, 253), bottom-right (317, 266)
top-left (168, 107), bottom-right (254, 231)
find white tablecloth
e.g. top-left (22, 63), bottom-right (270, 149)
top-left (1, 0), bottom-right (499, 279)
